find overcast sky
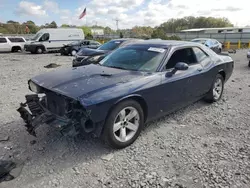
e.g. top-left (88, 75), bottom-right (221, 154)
top-left (0, 0), bottom-right (249, 29)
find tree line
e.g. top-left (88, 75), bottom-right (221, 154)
top-left (0, 16), bottom-right (233, 39)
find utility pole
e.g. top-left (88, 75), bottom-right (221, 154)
top-left (113, 18), bottom-right (119, 31)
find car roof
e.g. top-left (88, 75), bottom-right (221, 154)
top-left (123, 40), bottom-right (203, 48)
top-left (192, 38), bottom-right (217, 41)
top-left (0, 36), bottom-right (24, 38)
top-left (110, 38), bottom-right (141, 42)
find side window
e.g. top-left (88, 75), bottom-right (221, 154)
top-left (83, 41), bottom-right (90, 45)
top-left (192, 47), bottom-right (209, 62)
top-left (205, 40), bottom-right (213, 47)
top-left (213, 40), bottom-right (218, 45)
top-left (90, 41), bottom-right (98, 45)
top-left (8, 38), bottom-right (15, 42)
top-left (0, 38), bottom-right (7, 43)
top-left (8, 38), bottom-right (25, 42)
top-left (18, 38), bottom-right (25, 42)
top-left (39, 33), bottom-right (50, 41)
top-left (165, 48), bottom-right (197, 69)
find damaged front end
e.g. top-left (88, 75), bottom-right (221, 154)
top-left (17, 91), bottom-right (94, 137)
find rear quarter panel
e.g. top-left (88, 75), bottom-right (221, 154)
top-left (215, 54), bottom-right (234, 82)
top-left (201, 45), bottom-right (234, 83)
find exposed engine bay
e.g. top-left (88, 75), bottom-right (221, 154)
top-left (17, 93), bottom-right (94, 137)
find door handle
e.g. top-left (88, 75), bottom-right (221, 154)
top-left (197, 67), bottom-right (203, 72)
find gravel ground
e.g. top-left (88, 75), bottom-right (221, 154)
top-left (0, 50), bottom-right (250, 188)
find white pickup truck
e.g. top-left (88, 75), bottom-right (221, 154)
top-left (0, 36), bottom-right (26, 52)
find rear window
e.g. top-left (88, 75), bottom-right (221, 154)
top-left (191, 39), bottom-right (206, 44)
top-left (90, 41), bottom-right (100, 45)
top-left (97, 40), bottom-right (124, 51)
top-left (0, 38), bottom-right (7, 43)
top-left (8, 37), bottom-right (25, 42)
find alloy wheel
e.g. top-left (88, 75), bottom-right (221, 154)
top-left (113, 107), bottom-right (140, 142)
top-left (213, 78), bottom-right (223, 100)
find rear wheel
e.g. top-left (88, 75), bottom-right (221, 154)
top-left (11, 46), bottom-right (21, 52)
top-left (102, 100), bottom-right (144, 149)
top-left (204, 74), bottom-right (224, 103)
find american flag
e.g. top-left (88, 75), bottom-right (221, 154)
top-left (79, 8), bottom-right (86, 19)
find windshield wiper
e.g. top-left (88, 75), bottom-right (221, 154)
top-left (107, 65), bottom-right (127, 70)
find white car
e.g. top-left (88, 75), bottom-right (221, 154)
top-left (247, 50), bottom-right (250, 67)
top-left (191, 38), bottom-right (222, 53)
top-left (0, 36), bottom-right (26, 52)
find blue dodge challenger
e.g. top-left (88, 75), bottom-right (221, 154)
top-left (17, 40), bottom-right (234, 149)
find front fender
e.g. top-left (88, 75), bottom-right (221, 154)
top-left (83, 94), bottom-right (148, 137)
top-left (114, 94), bottom-right (145, 105)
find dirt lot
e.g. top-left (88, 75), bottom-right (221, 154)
top-left (0, 50), bottom-right (250, 188)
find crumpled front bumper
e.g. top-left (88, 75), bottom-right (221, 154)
top-left (60, 47), bottom-right (70, 55)
top-left (16, 94), bottom-right (80, 137)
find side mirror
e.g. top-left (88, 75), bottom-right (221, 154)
top-left (166, 62), bottom-right (189, 77)
top-left (175, 62), bottom-right (189, 71)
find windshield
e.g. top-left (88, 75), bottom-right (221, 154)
top-left (97, 40), bottom-right (123, 51)
top-left (99, 46), bottom-right (166, 72)
top-left (191, 39), bottom-right (207, 44)
top-left (32, 32), bottom-right (43, 41)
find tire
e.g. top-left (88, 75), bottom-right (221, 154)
top-left (248, 61), bottom-right (250, 67)
top-left (36, 47), bottom-right (43, 54)
top-left (71, 50), bottom-right (77, 56)
top-left (102, 99), bottom-right (144, 149)
top-left (204, 74), bottom-right (224, 103)
top-left (11, 46), bottom-right (21, 52)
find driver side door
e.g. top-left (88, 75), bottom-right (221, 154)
top-left (39, 33), bottom-right (51, 49)
top-left (159, 47), bottom-right (204, 114)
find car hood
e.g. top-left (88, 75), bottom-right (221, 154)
top-left (25, 40), bottom-right (38, 45)
top-left (63, 44), bottom-right (78, 47)
top-left (31, 64), bottom-right (149, 101)
top-left (77, 48), bottom-right (109, 56)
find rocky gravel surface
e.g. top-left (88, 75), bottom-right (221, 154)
top-left (0, 50), bottom-right (250, 188)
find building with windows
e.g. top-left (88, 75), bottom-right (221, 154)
top-left (181, 27), bottom-right (250, 34)
top-left (91, 28), bottom-right (104, 35)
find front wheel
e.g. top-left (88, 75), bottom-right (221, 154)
top-left (204, 74), bottom-right (224, 103)
top-left (102, 100), bottom-right (144, 149)
top-left (71, 50), bottom-right (77, 56)
top-left (36, 47), bottom-right (43, 54)
top-left (248, 60), bottom-right (250, 67)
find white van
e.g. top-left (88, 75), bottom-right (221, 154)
top-left (24, 28), bottom-right (84, 54)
